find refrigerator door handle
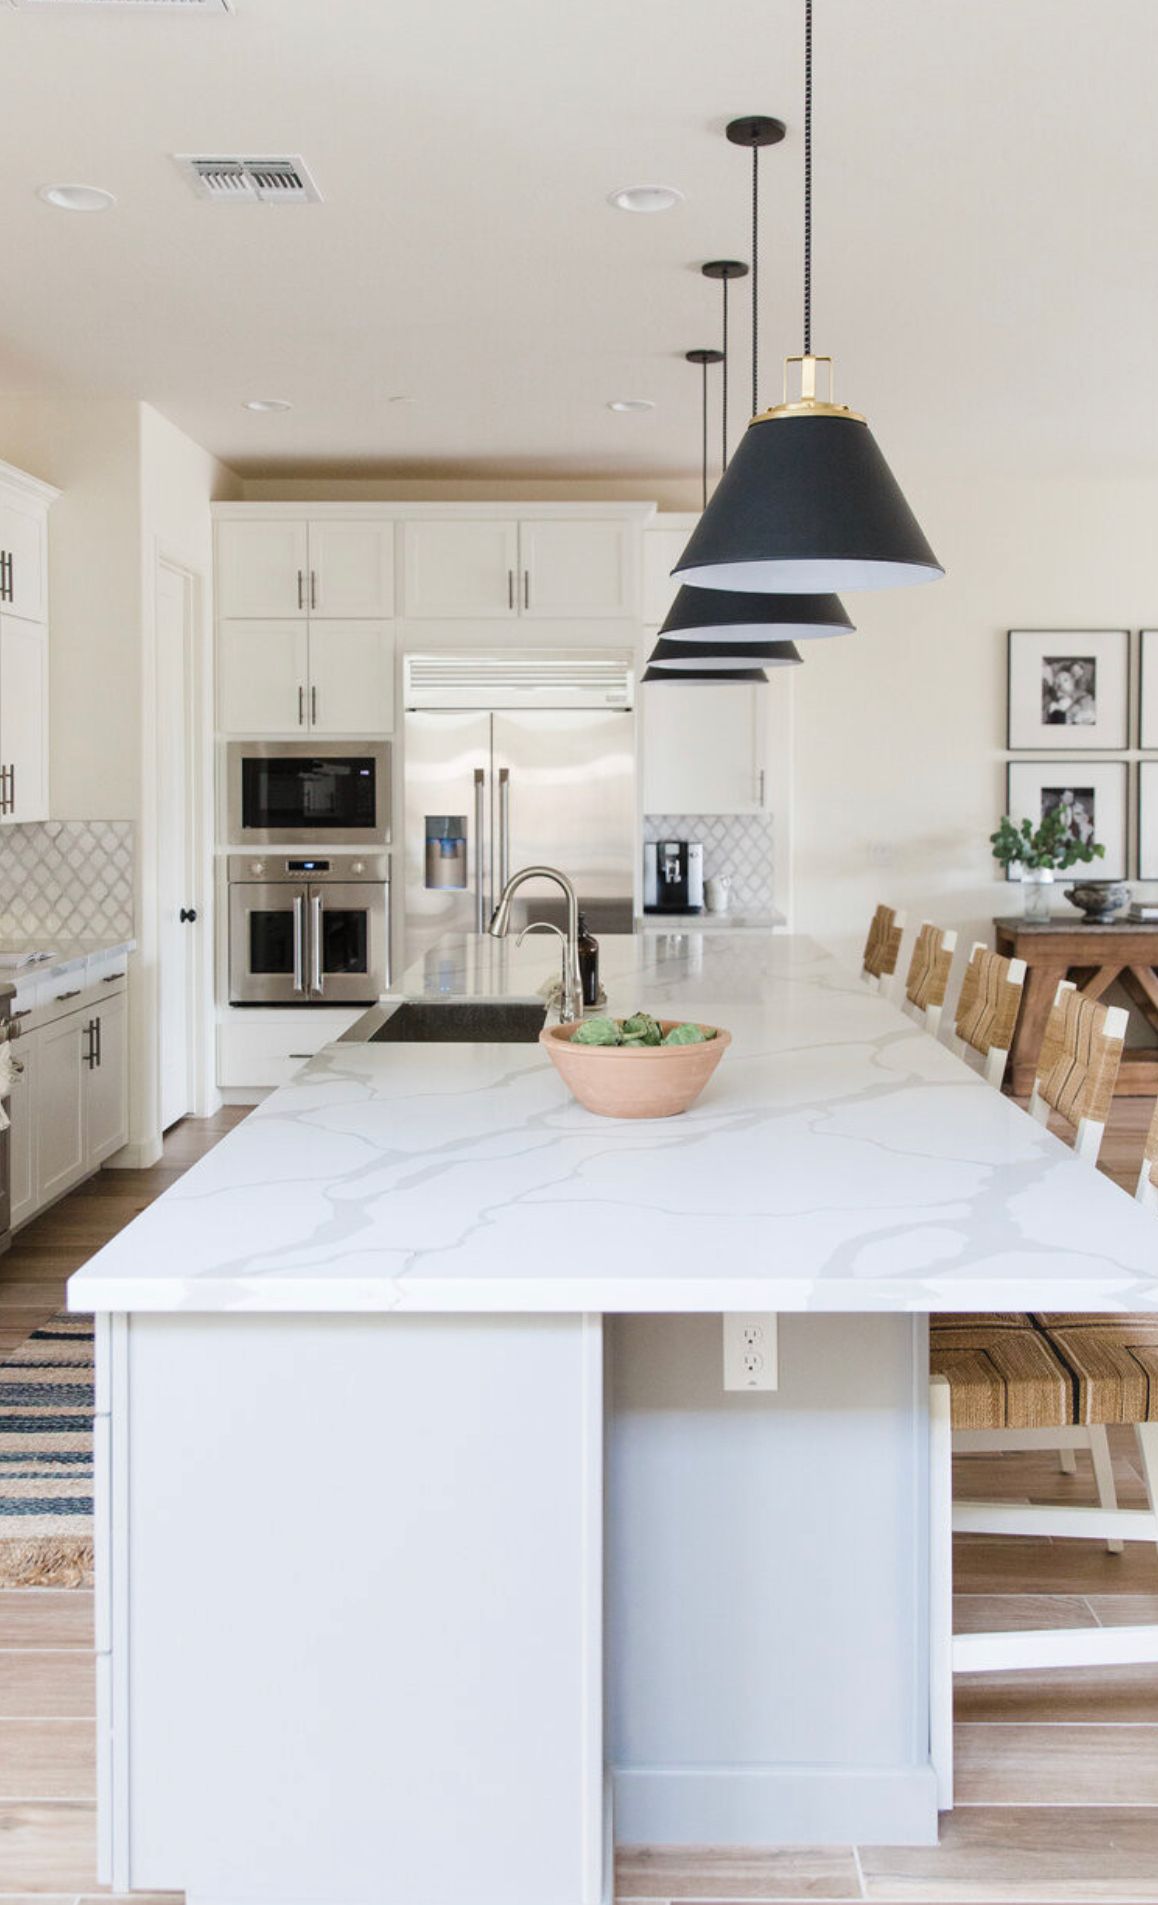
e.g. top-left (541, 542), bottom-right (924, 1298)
top-left (498, 767), bottom-right (511, 894)
top-left (473, 768), bottom-right (487, 932)
top-left (310, 894), bottom-right (324, 995)
top-left (292, 894), bottom-right (305, 993)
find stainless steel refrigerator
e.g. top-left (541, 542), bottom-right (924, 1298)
top-left (403, 651), bottom-right (636, 962)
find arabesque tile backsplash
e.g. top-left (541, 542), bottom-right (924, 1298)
top-left (643, 813), bottom-right (775, 914)
top-left (0, 821), bottom-right (134, 940)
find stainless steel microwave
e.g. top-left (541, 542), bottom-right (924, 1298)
top-left (226, 741), bottom-right (392, 848)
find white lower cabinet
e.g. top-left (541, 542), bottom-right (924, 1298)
top-left (10, 981), bottom-right (129, 1227)
top-left (217, 1005), bottom-right (364, 1091)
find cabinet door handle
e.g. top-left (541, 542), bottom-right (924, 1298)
top-left (298, 684), bottom-right (305, 726)
top-left (7, 552), bottom-right (14, 602)
top-left (95, 1014), bottom-right (102, 1068)
top-left (310, 570), bottom-right (317, 611)
top-left (56, 989), bottom-right (82, 1002)
top-left (12, 1007), bottom-right (30, 1021)
top-left (1, 552), bottom-right (10, 602)
top-left (297, 568), bottom-right (304, 610)
top-left (523, 569), bottom-right (530, 610)
top-left (82, 1020), bottom-right (95, 1069)
top-left (103, 971), bottom-right (126, 982)
top-left (758, 769), bottom-right (766, 807)
top-left (311, 685), bottom-right (318, 726)
top-left (0, 765), bottom-right (9, 815)
top-left (507, 568), bottom-right (515, 610)
top-left (9, 762), bottom-right (15, 815)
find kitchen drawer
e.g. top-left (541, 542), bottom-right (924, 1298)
top-left (19, 964), bottom-right (127, 1033)
top-left (218, 1006), bottom-right (365, 1090)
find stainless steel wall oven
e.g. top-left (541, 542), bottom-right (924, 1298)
top-left (228, 854), bottom-right (391, 1005)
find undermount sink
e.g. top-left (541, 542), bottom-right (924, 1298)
top-left (341, 998), bottom-right (548, 1045)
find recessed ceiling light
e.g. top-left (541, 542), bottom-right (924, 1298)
top-left (608, 184), bottom-right (684, 214)
top-left (607, 398), bottom-right (655, 414)
top-left (242, 398), bottom-right (293, 413)
top-left (38, 183), bottom-right (116, 213)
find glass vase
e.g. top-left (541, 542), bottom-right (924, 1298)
top-left (1021, 868), bottom-right (1054, 921)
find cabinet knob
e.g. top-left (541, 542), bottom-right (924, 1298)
top-left (180, 907), bottom-right (198, 924)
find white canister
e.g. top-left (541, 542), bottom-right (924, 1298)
top-left (704, 875), bottom-right (733, 915)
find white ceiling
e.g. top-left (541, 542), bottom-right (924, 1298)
top-left (0, 0), bottom-right (1153, 481)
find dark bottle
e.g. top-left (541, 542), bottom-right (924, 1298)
top-left (577, 911), bottom-right (600, 1008)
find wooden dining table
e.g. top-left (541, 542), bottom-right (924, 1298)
top-left (995, 914), bottom-right (1158, 1096)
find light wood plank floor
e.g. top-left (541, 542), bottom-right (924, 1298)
top-left (4, 1100), bottom-right (1158, 1900)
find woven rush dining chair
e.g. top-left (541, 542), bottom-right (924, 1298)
top-left (861, 903), bottom-right (907, 998)
top-left (950, 941), bottom-right (1027, 1089)
top-left (927, 986), bottom-right (1139, 1807)
top-left (901, 921), bottom-right (958, 1037)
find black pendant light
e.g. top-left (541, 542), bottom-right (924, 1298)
top-left (648, 636), bottom-right (800, 670)
top-left (643, 665), bottom-right (769, 683)
top-left (673, 3), bottom-right (943, 594)
top-left (658, 262), bottom-right (853, 647)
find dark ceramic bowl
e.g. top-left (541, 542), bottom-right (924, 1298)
top-left (1064, 880), bottom-right (1130, 924)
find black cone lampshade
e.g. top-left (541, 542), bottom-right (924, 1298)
top-left (660, 582), bottom-right (850, 642)
top-left (648, 636), bottom-right (800, 670)
top-left (642, 665), bottom-right (767, 683)
top-left (673, 402), bottom-right (942, 593)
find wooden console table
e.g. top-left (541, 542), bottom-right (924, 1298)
top-left (995, 916), bottom-right (1158, 1096)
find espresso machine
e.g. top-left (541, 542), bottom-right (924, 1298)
top-left (643, 840), bottom-right (704, 914)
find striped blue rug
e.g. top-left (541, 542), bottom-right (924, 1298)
top-left (0, 1313), bottom-right (93, 1586)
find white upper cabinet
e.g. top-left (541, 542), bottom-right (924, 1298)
top-left (401, 519), bottom-right (521, 619)
top-left (309, 521), bottom-right (395, 618)
top-left (642, 517), bottom-right (697, 628)
top-left (217, 520), bottom-right (310, 619)
top-left (218, 620), bottom-right (309, 735)
top-left (217, 519), bottom-right (396, 620)
top-left (402, 518), bottom-right (637, 620)
top-left (519, 519), bottom-right (636, 619)
top-left (641, 681), bottom-right (767, 816)
top-left (307, 622), bottom-right (394, 735)
top-left (0, 614), bottom-right (49, 823)
top-left (0, 482), bottom-right (49, 623)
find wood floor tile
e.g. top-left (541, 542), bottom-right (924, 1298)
top-left (0, 1598), bottom-right (92, 1652)
top-left (954, 1723), bottom-right (1158, 1804)
top-left (0, 1802), bottom-right (96, 1892)
top-left (0, 1722), bottom-right (94, 1801)
top-left (954, 1594), bottom-right (1097, 1634)
top-left (953, 1534), bottom-right (1158, 1595)
top-left (615, 1847), bottom-right (861, 1899)
top-left (0, 1654), bottom-right (94, 1720)
top-left (860, 1804), bottom-right (1158, 1899)
top-left (956, 1663), bottom-right (1158, 1724)
top-left (1090, 1595), bottom-right (1158, 1627)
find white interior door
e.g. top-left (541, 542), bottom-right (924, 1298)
top-left (157, 563), bottom-right (196, 1132)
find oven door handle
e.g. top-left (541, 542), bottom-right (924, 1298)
top-left (310, 894), bottom-right (323, 996)
top-left (292, 894), bottom-right (305, 994)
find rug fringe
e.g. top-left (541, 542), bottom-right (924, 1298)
top-left (0, 1536), bottom-right (93, 1588)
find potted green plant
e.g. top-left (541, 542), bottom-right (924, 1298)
top-left (990, 807), bottom-right (1105, 920)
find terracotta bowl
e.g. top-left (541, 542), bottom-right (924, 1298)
top-left (539, 1020), bottom-right (731, 1119)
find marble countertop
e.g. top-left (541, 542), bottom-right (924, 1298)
top-left (70, 931), bottom-right (1158, 1316)
top-left (635, 911), bottom-right (785, 932)
top-left (0, 937), bottom-right (135, 982)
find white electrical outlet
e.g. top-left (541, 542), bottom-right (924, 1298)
top-left (723, 1314), bottom-right (779, 1391)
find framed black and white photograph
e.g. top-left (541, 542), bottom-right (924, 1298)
top-left (1007, 628), bottom-right (1129, 750)
top-left (1138, 762), bottom-right (1158, 879)
top-left (1138, 630), bottom-right (1158, 749)
top-left (1005, 760), bottom-right (1128, 879)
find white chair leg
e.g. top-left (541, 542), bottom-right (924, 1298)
top-left (1058, 1447), bottom-right (1078, 1475)
top-left (1135, 1422), bottom-right (1158, 1557)
top-left (1088, 1425), bottom-right (1125, 1555)
top-left (929, 1377), bottom-right (953, 1810)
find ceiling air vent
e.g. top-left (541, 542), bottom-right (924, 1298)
top-left (175, 155), bottom-right (322, 204)
top-left (10, 1), bottom-right (234, 10)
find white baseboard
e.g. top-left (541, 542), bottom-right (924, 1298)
top-left (219, 1087), bottom-right (271, 1107)
top-left (105, 1139), bottom-right (163, 1170)
top-left (612, 1763), bottom-right (940, 1847)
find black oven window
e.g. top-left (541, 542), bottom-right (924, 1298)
top-left (321, 909), bottom-right (369, 975)
top-left (249, 909), bottom-right (296, 975)
top-left (242, 758), bottom-right (377, 831)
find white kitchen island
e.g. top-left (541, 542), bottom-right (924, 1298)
top-left (70, 932), bottom-right (1158, 1905)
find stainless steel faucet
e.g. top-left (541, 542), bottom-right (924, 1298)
top-left (488, 865), bottom-right (583, 1022)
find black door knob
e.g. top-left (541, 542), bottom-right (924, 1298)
top-left (180, 907), bottom-right (198, 923)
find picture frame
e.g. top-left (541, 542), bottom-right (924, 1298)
top-left (1138, 630), bottom-right (1158, 749)
top-left (1005, 759), bottom-right (1128, 881)
top-left (1138, 762), bottom-right (1158, 879)
top-left (1006, 628), bottom-right (1129, 751)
